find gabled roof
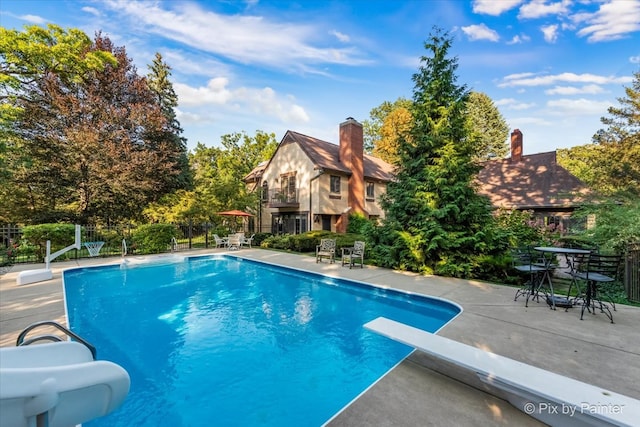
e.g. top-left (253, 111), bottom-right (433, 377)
top-left (477, 151), bottom-right (589, 209)
top-left (245, 130), bottom-right (395, 182)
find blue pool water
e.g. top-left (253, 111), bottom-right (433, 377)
top-left (63, 255), bottom-right (461, 427)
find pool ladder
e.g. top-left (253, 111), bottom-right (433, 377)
top-left (16, 320), bottom-right (97, 360)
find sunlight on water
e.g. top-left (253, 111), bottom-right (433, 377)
top-left (63, 256), bottom-right (460, 427)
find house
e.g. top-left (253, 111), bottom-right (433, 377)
top-left (476, 129), bottom-right (590, 231)
top-left (245, 118), bottom-right (394, 234)
top-left (246, 123), bottom-right (589, 235)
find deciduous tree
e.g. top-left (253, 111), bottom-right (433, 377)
top-left (1, 26), bottom-right (191, 224)
top-left (465, 91), bottom-right (509, 160)
top-left (558, 70), bottom-right (640, 199)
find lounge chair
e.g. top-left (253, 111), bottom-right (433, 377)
top-left (341, 241), bottom-right (365, 268)
top-left (316, 238), bottom-right (336, 263)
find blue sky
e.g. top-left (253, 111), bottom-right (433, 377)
top-left (2, 0), bottom-right (639, 155)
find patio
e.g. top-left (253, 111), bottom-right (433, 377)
top-left (1, 249), bottom-right (639, 426)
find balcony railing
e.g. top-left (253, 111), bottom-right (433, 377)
top-left (265, 189), bottom-right (299, 208)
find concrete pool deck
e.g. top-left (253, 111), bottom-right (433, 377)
top-left (1, 249), bottom-right (639, 426)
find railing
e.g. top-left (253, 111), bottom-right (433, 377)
top-left (266, 189), bottom-right (299, 207)
top-left (16, 320), bottom-right (97, 360)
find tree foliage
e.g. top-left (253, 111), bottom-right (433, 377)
top-left (146, 52), bottom-right (192, 192)
top-left (0, 25), bottom-right (190, 224)
top-left (367, 28), bottom-right (500, 278)
top-left (558, 70), bottom-right (640, 199)
top-left (363, 92), bottom-right (507, 164)
top-left (144, 131), bottom-right (278, 224)
top-left (362, 98), bottom-right (412, 154)
top-left (465, 91), bottom-right (509, 160)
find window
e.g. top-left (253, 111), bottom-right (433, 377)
top-left (261, 181), bottom-right (268, 202)
top-left (330, 175), bottom-right (341, 193)
top-left (366, 182), bottom-right (375, 199)
top-left (279, 172), bottom-right (296, 202)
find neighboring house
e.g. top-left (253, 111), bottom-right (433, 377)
top-left (476, 129), bottom-right (590, 232)
top-left (245, 118), bottom-right (394, 234)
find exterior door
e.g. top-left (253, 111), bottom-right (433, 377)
top-left (322, 215), bottom-right (331, 231)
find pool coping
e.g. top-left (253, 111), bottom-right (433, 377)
top-left (2, 248), bottom-right (639, 426)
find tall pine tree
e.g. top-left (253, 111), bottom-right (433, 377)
top-left (373, 28), bottom-right (497, 278)
top-left (146, 53), bottom-right (192, 191)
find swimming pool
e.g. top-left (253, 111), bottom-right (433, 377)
top-left (63, 255), bottom-right (461, 426)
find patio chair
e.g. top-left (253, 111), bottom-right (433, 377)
top-left (574, 253), bottom-right (622, 323)
top-left (511, 247), bottom-right (548, 307)
top-left (316, 238), bottom-right (336, 263)
top-left (341, 241), bottom-right (365, 269)
top-left (227, 234), bottom-right (241, 250)
top-left (213, 234), bottom-right (227, 248)
top-left (241, 234), bottom-right (255, 248)
top-left (565, 250), bottom-right (593, 306)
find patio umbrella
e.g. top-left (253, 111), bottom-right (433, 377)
top-left (216, 210), bottom-right (253, 217)
top-left (216, 210), bottom-right (253, 232)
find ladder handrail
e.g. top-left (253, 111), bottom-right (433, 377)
top-left (16, 320), bottom-right (97, 360)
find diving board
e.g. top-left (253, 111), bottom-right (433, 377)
top-left (364, 317), bottom-right (640, 427)
top-left (0, 341), bottom-right (130, 427)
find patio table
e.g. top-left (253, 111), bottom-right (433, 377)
top-left (534, 247), bottom-right (591, 310)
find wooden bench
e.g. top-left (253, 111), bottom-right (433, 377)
top-left (364, 317), bottom-right (639, 427)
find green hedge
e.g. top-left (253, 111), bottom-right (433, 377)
top-left (131, 224), bottom-right (177, 254)
top-left (259, 231), bottom-right (365, 254)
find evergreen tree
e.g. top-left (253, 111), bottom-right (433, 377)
top-left (146, 53), bottom-right (192, 191)
top-left (372, 28), bottom-right (498, 278)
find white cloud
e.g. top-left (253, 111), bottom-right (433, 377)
top-left (174, 78), bottom-right (310, 124)
top-left (19, 14), bottom-right (47, 24)
top-left (506, 34), bottom-right (531, 44)
top-left (546, 98), bottom-right (613, 115)
top-left (575, 0), bottom-right (640, 42)
top-left (461, 23), bottom-right (500, 41)
top-left (499, 72), bottom-right (631, 87)
top-left (545, 84), bottom-right (606, 95)
top-left (541, 24), bottom-right (559, 43)
top-left (331, 30), bottom-right (350, 43)
top-left (101, 0), bottom-right (370, 71)
top-left (631, 55), bottom-right (640, 64)
top-left (175, 78), bottom-right (233, 106)
top-left (518, 0), bottom-right (571, 19)
top-left (81, 7), bottom-right (101, 17)
top-left (472, 0), bottom-right (523, 15)
top-left (495, 98), bottom-right (536, 110)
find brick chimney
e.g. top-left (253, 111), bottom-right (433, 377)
top-left (510, 129), bottom-right (523, 163)
top-left (337, 118), bottom-right (365, 232)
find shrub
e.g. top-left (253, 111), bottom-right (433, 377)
top-left (131, 224), bottom-right (177, 254)
top-left (252, 233), bottom-right (272, 247)
top-left (346, 213), bottom-right (369, 234)
top-left (22, 223), bottom-right (78, 260)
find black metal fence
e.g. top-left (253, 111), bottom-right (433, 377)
top-left (0, 223), bottom-right (219, 266)
top-left (626, 244), bottom-right (640, 303)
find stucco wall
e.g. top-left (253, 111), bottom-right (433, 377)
top-left (258, 141), bottom-right (314, 231)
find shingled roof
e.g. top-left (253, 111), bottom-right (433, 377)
top-left (476, 151), bottom-right (589, 210)
top-left (245, 130), bottom-right (395, 183)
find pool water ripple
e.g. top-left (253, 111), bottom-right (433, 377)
top-left (63, 255), bottom-right (460, 427)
